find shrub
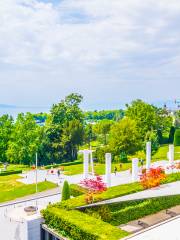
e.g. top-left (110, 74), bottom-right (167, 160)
top-left (109, 194), bottom-right (180, 225)
top-left (174, 129), bottom-right (180, 146)
top-left (61, 181), bottom-right (70, 201)
top-left (140, 167), bottom-right (166, 189)
top-left (42, 207), bottom-right (128, 240)
top-left (0, 170), bottom-right (22, 176)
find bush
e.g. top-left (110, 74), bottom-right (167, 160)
top-left (109, 194), bottom-right (180, 225)
top-left (61, 181), bottom-right (70, 201)
top-left (0, 170), bottom-right (22, 176)
top-left (44, 160), bottom-right (82, 169)
top-left (42, 207), bottom-right (128, 240)
top-left (174, 129), bottom-right (180, 146)
top-left (70, 184), bottom-right (88, 197)
top-left (140, 167), bottom-right (166, 189)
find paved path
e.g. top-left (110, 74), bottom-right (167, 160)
top-left (81, 181), bottom-right (180, 208)
top-left (123, 216), bottom-right (180, 240)
top-left (18, 160), bottom-right (173, 187)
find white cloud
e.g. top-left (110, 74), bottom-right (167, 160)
top-left (0, 0), bottom-right (180, 108)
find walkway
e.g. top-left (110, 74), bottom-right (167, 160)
top-left (123, 215), bottom-right (180, 240)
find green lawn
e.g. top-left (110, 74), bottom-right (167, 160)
top-left (63, 145), bottom-right (180, 175)
top-left (63, 162), bottom-right (131, 175)
top-left (0, 174), bottom-right (57, 203)
top-left (0, 164), bottom-right (30, 172)
top-left (152, 145), bottom-right (180, 161)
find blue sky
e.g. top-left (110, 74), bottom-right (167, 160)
top-left (0, 0), bottom-right (180, 111)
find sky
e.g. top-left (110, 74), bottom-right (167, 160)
top-left (0, 0), bottom-right (180, 112)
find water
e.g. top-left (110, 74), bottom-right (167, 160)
top-left (0, 107), bottom-right (50, 118)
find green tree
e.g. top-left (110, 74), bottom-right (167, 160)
top-left (126, 100), bottom-right (172, 141)
top-left (41, 93), bottom-right (84, 163)
top-left (168, 126), bottom-right (176, 144)
top-left (93, 120), bottom-right (113, 145)
top-left (109, 118), bottom-right (142, 155)
top-left (174, 129), bottom-right (180, 146)
top-left (145, 131), bottom-right (160, 154)
top-left (0, 115), bottom-right (13, 162)
top-left (6, 113), bottom-right (41, 165)
top-left (61, 180), bottom-right (70, 201)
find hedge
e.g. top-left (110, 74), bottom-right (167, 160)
top-left (44, 160), bottom-right (82, 169)
top-left (42, 207), bottom-right (128, 240)
top-left (70, 184), bottom-right (88, 197)
top-left (0, 170), bottom-right (22, 176)
top-left (109, 194), bottom-right (180, 225)
top-left (61, 173), bottom-right (180, 210)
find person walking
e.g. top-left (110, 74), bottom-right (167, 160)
top-left (114, 166), bottom-right (117, 176)
top-left (57, 169), bottom-right (61, 178)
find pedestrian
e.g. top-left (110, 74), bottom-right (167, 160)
top-left (140, 159), bottom-right (144, 167)
top-left (57, 169), bottom-right (61, 178)
top-left (114, 166), bottom-right (117, 176)
top-left (119, 163), bottom-right (123, 170)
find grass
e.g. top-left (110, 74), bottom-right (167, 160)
top-left (63, 162), bottom-right (131, 176)
top-left (152, 145), bottom-right (180, 161)
top-left (63, 145), bottom-right (180, 175)
top-left (0, 164), bottom-right (30, 172)
top-left (0, 174), bottom-right (57, 203)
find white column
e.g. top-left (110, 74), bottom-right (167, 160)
top-left (90, 148), bottom-right (95, 176)
top-left (132, 158), bottom-right (139, 182)
top-left (169, 144), bottom-right (174, 165)
top-left (146, 141), bottom-right (151, 170)
top-left (83, 150), bottom-right (89, 179)
top-left (105, 153), bottom-right (112, 187)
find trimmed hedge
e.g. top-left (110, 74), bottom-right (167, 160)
top-left (0, 170), bottom-right (22, 176)
top-left (109, 194), bottom-right (180, 225)
top-left (42, 207), bottom-right (128, 240)
top-left (70, 184), bottom-right (88, 197)
top-left (44, 160), bottom-right (82, 169)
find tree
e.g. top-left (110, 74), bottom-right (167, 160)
top-left (93, 120), bottom-right (113, 145)
top-left (109, 117), bottom-right (142, 155)
top-left (40, 93), bottom-right (84, 163)
top-left (168, 126), bottom-right (176, 144)
top-left (61, 180), bottom-right (70, 201)
top-left (6, 113), bottom-right (41, 165)
top-left (145, 131), bottom-right (160, 154)
top-left (0, 115), bottom-right (13, 163)
top-left (174, 129), bottom-right (180, 146)
top-left (126, 100), bottom-right (172, 142)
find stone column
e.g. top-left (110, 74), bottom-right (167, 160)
top-left (105, 153), bottom-right (112, 187)
top-left (132, 158), bottom-right (139, 182)
top-left (83, 150), bottom-right (89, 179)
top-left (146, 141), bottom-right (151, 170)
top-left (169, 144), bottom-right (174, 165)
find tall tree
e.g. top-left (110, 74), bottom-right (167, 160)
top-left (41, 93), bottom-right (84, 163)
top-left (109, 117), bottom-right (142, 155)
top-left (126, 100), bottom-right (172, 141)
top-left (93, 120), bottom-right (113, 145)
top-left (7, 113), bottom-right (41, 165)
top-left (0, 115), bottom-right (13, 163)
